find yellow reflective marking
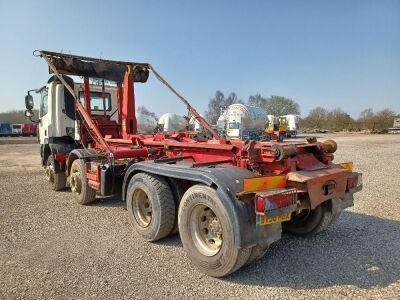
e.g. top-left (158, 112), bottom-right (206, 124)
top-left (340, 162), bottom-right (353, 172)
top-left (243, 175), bottom-right (286, 192)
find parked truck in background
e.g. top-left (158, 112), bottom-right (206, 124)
top-left (0, 123), bottom-right (12, 137)
top-left (283, 114), bottom-right (299, 138)
top-left (11, 124), bottom-right (22, 136)
top-left (21, 123), bottom-right (38, 136)
top-left (24, 50), bottom-right (363, 277)
top-left (388, 117), bottom-right (400, 134)
top-left (265, 115), bottom-right (287, 141)
top-left (158, 113), bottom-right (188, 132)
top-left (0, 123), bottom-right (37, 137)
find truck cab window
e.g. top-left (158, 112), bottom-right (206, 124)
top-left (79, 91), bottom-right (112, 111)
top-left (40, 88), bottom-right (48, 117)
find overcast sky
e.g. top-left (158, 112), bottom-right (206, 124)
top-left (0, 0), bottom-right (399, 117)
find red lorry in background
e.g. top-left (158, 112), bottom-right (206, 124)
top-left (21, 123), bottom-right (38, 136)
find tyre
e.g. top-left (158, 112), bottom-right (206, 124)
top-left (178, 185), bottom-right (251, 277)
top-left (331, 211), bottom-right (342, 223)
top-left (70, 159), bottom-right (97, 205)
top-left (168, 179), bottom-right (190, 235)
top-left (126, 173), bottom-right (175, 241)
top-left (45, 155), bottom-right (66, 191)
top-left (245, 242), bottom-right (269, 266)
top-left (282, 201), bottom-right (338, 236)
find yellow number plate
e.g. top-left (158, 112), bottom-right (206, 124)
top-left (257, 212), bottom-right (292, 226)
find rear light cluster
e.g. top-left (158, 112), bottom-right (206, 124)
top-left (347, 173), bottom-right (362, 190)
top-left (255, 188), bottom-right (297, 215)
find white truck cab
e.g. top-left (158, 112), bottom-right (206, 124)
top-left (11, 124), bottom-right (22, 135)
top-left (37, 77), bottom-right (117, 144)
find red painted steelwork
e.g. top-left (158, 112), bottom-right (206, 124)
top-left (121, 67), bottom-right (137, 138)
top-left (84, 78), bottom-right (91, 116)
top-left (117, 84), bottom-right (123, 124)
top-left (53, 153), bottom-right (66, 168)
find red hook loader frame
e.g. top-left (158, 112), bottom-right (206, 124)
top-left (27, 50), bottom-right (362, 277)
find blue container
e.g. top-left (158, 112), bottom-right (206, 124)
top-left (0, 123), bottom-right (12, 135)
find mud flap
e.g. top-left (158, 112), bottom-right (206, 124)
top-left (330, 193), bottom-right (354, 215)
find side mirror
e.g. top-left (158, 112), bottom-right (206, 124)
top-left (25, 110), bottom-right (34, 118)
top-left (25, 94), bottom-right (34, 110)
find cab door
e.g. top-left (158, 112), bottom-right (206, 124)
top-left (38, 86), bottom-right (51, 144)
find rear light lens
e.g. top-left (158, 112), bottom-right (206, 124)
top-left (256, 196), bottom-right (265, 213)
top-left (357, 174), bottom-right (363, 187)
top-left (255, 189), bottom-right (297, 215)
top-left (347, 173), bottom-right (362, 189)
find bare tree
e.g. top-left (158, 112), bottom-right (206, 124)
top-left (328, 108), bottom-right (353, 131)
top-left (247, 94), bottom-right (266, 107)
top-left (0, 110), bottom-right (38, 124)
top-left (225, 92), bottom-right (243, 106)
top-left (248, 94), bottom-right (300, 116)
top-left (205, 91), bottom-right (242, 124)
top-left (357, 108), bottom-right (396, 130)
top-left (304, 107), bottom-right (330, 129)
top-left (137, 106), bottom-right (158, 121)
top-left (374, 109), bottom-right (396, 130)
top-left (263, 96), bottom-right (300, 116)
top-left (359, 108), bottom-right (374, 121)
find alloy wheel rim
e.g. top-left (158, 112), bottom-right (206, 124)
top-left (132, 189), bottom-right (152, 228)
top-left (190, 204), bottom-right (223, 257)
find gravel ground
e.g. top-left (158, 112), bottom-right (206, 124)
top-left (0, 134), bottom-right (399, 299)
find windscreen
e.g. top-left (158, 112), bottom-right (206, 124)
top-left (79, 91), bottom-right (111, 111)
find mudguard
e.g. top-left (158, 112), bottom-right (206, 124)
top-left (41, 140), bottom-right (77, 172)
top-left (65, 148), bottom-right (100, 175)
top-left (122, 161), bottom-right (282, 248)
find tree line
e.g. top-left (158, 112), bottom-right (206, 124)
top-left (205, 90), bottom-right (398, 131)
top-left (1, 94), bottom-right (398, 132)
top-left (205, 91), bottom-right (300, 124)
top-left (0, 110), bottom-right (39, 124)
top-left (300, 107), bottom-right (397, 131)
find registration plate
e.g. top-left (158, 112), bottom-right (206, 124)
top-left (256, 212), bottom-right (292, 226)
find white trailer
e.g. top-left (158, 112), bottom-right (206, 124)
top-left (220, 104), bottom-right (267, 140)
top-left (158, 113), bottom-right (188, 132)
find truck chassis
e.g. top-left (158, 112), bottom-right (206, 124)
top-left (25, 51), bottom-right (362, 277)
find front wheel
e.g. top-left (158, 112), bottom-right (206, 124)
top-left (45, 155), bottom-right (66, 191)
top-left (282, 201), bottom-right (340, 236)
top-left (178, 185), bottom-right (251, 277)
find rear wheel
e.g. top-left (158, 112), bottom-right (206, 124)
top-left (282, 201), bottom-right (339, 236)
top-left (126, 173), bottom-right (175, 241)
top-left (178, 185), bottom-right (251, 277)
top-left (245, 242), bottom-right (269, 266)
top-left (45, 155), bottom-right (66, 191)
top-left (70, 159), bottom-right (96, 205)
top-left (168, 179), bottom-right (190, 235)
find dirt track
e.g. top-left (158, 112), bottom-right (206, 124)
top-left (0, 134), bottom-right (399, 299)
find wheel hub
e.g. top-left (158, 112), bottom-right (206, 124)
top-left (70, 172), bottom-right (82, 193)
top-left (45, 165), bottom-right (53, 182)
top-left (132, 189), bottom-right (152, 228)
top-left (190, 204), bottom-right (223, 257)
